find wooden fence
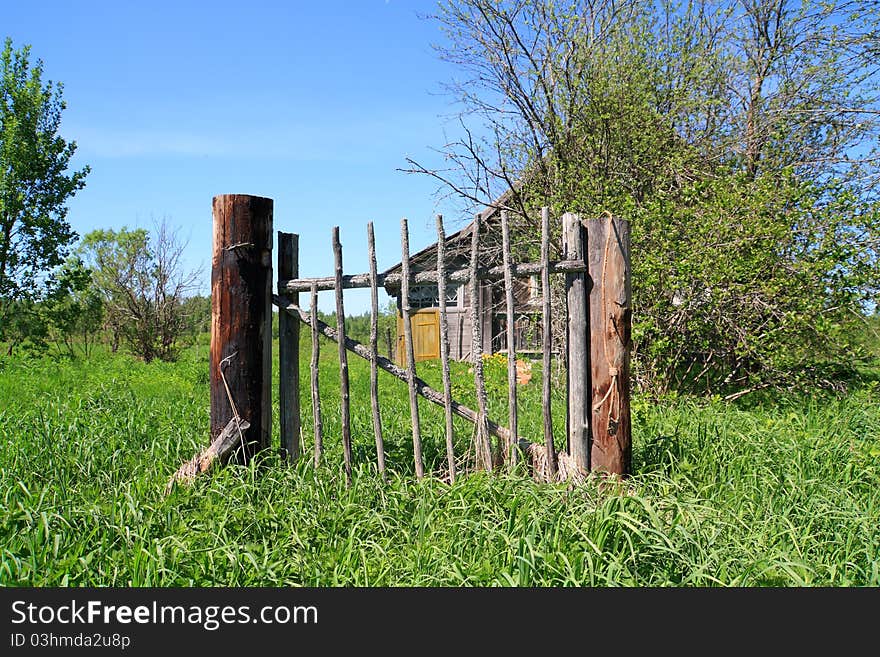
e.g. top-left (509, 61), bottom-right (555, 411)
top-left (170, 194), bottom-right (631, 490)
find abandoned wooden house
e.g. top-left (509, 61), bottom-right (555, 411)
top-left (383, 204), bottom-right (545, 364)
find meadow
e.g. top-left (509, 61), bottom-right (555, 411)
top-left (1, 334), bottom-right (878, 586)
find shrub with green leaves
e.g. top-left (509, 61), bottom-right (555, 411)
top-left (418, 0), bottom-right (880, 395)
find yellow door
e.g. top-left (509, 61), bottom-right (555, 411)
top-left (396, 309), bottom-right (440, 364)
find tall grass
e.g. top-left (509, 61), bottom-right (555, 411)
top-left (1, 338), bottom-right (878, 586)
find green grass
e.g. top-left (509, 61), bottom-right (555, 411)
top-left (1, 338), bottom-right (878, 586)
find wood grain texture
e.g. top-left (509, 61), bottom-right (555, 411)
top-left (501, 210), bottom-right (518, 468)
top-left (210, 194), bottom-right (273, 464)
top-left (436, 214), bottom-right (457, 482)
top-left (469, 215), bottom-right (493, 470)
top-left (278, 232), bottom-right (300, 462)
top-left (281, 260), bottom-right (587, 293)
top-left (310, 283), bottom-right (323, 467)
top-left (541, 207), bottom-right (557, 478)
top-left (333, 227), bottom-right (353, 486)
top-left (400, 219), bottom-right (425, 479)
top-left (563, 212), bottom-right (591, 471)
top-left (587, 216), bottom-right (632, 476)
top-left (367, 222), bottom-right (386, 477)
top-left (167, 417), bottom-right (251, 493)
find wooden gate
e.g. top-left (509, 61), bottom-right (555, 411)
top-left (177, 195), bottom-right (633, 492)
top-left (273, 209), bottom-right (632, 482)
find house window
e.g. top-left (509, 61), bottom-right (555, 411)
top-left (408, 283), bottom-right (459, 309)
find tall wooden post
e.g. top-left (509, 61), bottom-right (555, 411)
top-left (501, 210), bottom-right (518, 468)
top-left (310, 283), bottom-right (323, 467)
top-left (333, 227), bottom-right (353, 485)
top-left (436, 214), bottom-right (457, 482)
top-left (469, 214), bottom-right (493, 470)
top-left (563, 212), bottom-right (591, 471)
top-left (587, 216), bottom-right (631, 476)
top-left (278, 232), bottom-right (300, 462)
top-left (540, 207), bottom-right (557, 478)
top-left (400, 218), bottom-right (425, 479)
top-left (367, 222), bottom-right (386, 477)
top-left (210, 194), bottom-right (273, 464)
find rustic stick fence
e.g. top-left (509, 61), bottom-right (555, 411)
top-left (170, 194), bottom-right (632, 490)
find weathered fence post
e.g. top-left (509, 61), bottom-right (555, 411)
top-left (278, 232), bottom-right (300, 462)
top-left (310, 283), bottom-right (323, 467)
top-left (367, 222), bottom-right (386, 477)
top-left (211, 194), bottom-right (273, 464)
top-left (469, 214), bottom-right (493, 471)
top-left (540, 207), bottom-right (557, 478)
top-left (501, 210), bottom-right (518, 468)
top-left (563, 212), bottom-right (591, 472)
top-left (587, 215), bottom-right (632, 476)
top-left (385, 327), bottom-right (394, 361)
top-left (400, 218), bottom-right (425, 479)
top-left (436, 214), bottom-right (457, 482)
top-left (333, 227), bottom-right (353, 486)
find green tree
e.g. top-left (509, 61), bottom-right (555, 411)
top-left (409, 0), bottom-right (880, 395)
top-left (0, 38), bottom-right (89, 335)
top-left (180, 293), bottom-right (211, 341)
top-left (1, 256), bottom-right (102, 357)
top-left (42, 256), bottom-right (104, 358)
top-left (79, 220), bottom-right (202, 362)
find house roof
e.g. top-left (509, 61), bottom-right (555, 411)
top-left (382, 185), bottom-right (517, 277)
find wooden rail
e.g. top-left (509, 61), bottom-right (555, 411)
top-left (279, 259), bottom-right (588, 294)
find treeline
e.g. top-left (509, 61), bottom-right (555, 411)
top-left (2, 220), bottom-right (210, 361)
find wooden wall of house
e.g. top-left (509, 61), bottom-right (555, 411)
top-left (446, 307), bottom-right (468, 360)
top-left (392, 266), bottom-right (542, 362)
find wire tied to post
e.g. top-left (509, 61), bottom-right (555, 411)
top-left (218, 351), bottom-right (247, 453)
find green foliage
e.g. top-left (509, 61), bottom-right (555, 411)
top-left (41, 256), bottom-right (103, 358)
top-left (1, 257), bottom-right (103, 357)
top-left (0, 344), bottom-right (878, 585)
top-left (180, 294), bottom-right (210, 341)
top-left (424, 0), bottom-right (880, 395)
top-left (0, 299), bottom-right (48, 355)
top-left (631, 171), bottom-right (880, 394)
top-left (78, 221), bottom-right (202, 362)
top-left (0, 38), bottom-right (89, 329)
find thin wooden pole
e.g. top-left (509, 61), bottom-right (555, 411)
top-left (210, 194), bottom-right (273, 464)
top-left (278, 232), bottom-right (300, 463)
top-left (400, 219), bottom-right (425, 479)
top-left (436, 214), bottom-right (456, 483)
top-left (332, 227), bottom-right (352, 485)
top-left (541, 207), bottom-right (557, 478)
top-left (367, 222), bottom-right (386, 478)
top-left (310, 282), bottom-right (323, 467)
top-left (469, 215), bottom-right (493, 470)
top-left (563, 212), bottom-right (590, 472)
top-left (501, 210), bottom-right (518, 468)
top-left (587, 215), bottom-right (632, 476)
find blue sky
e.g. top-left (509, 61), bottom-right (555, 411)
top-left (4, 0), bottom-right (472, 314)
